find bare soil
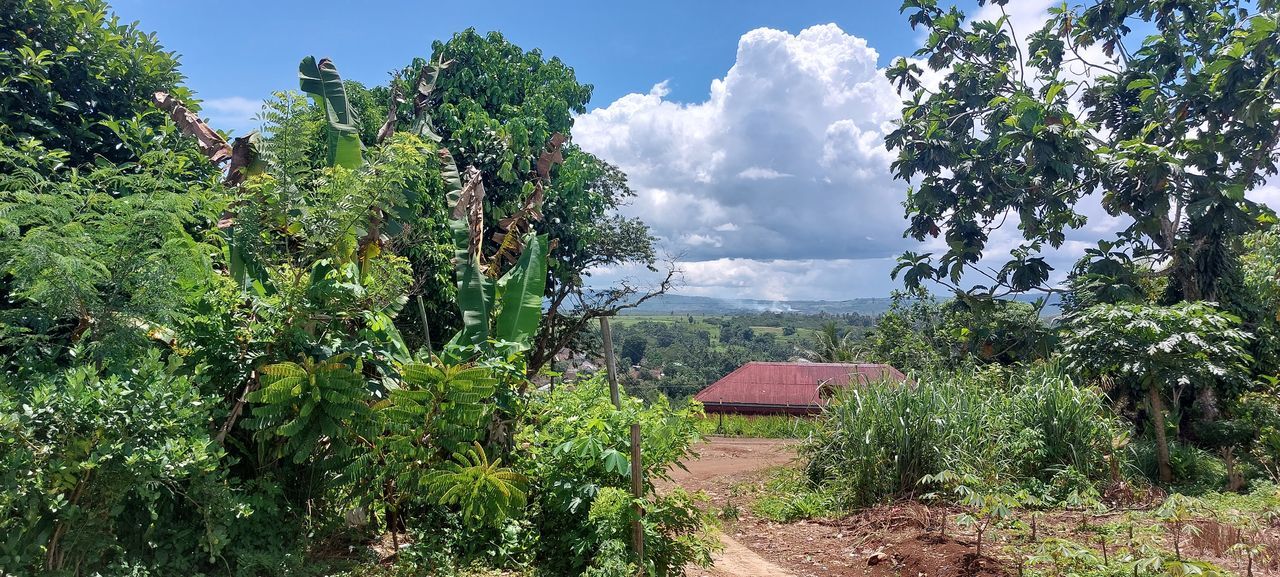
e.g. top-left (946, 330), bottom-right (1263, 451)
top-left (672, 437), bottom-right (1009, 577)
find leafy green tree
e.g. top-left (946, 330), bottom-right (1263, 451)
top-left (795, 320), bottom-right (861, 363)
top-left (389, 30), bottom-right (664, 373)
top-left (887, 0), bottom-right (1280, 302)
top-left (620, 335), bottom-right (647, 366)
top-left (1062, 302), bottom-right (1252, 483)
top-left (1236, 226), bottom-right (1280, 377)
top-left (0, 136), bottom-right (223, 376)
top-left (0, 0), bottom-right (190, 167)
top-left (0, 352), bottom-right (227, 575)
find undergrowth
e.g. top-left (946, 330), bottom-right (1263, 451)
top-left (696, 414), bottom-right (818, 439)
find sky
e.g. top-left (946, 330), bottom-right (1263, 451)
top-left (112, 0), bottom-right (1279, 301)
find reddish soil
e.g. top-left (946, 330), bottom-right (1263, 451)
top-left (673, 437), bottom-right (1009, 577)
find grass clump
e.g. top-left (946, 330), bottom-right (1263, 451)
top-left (748, 468), bottom-right (840, 522)
top-left (805, 363), bottom-right (1128, 508)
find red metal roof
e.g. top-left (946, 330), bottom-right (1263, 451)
top-left (694, 362), bottom-right (907, 413)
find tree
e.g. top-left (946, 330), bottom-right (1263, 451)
top-left (0, 0), bottom-right (189, 167)
top-left (389, 30), bottom-right (668, 374)
top-left (887, 0), bottom-right (1280, 302)
top-left (620, 335), bottom-right (647, 366)
top-left (0, 133), bottom-right (223, 378)
top-left (795, 321), bottom-right (861, 363)
top-left (1062, 302), bottom-right (1252, 483)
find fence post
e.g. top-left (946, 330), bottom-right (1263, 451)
top-left (601, 316), bottom-right (621, 408)
top-left (599, 316), bottom-right (645, 575)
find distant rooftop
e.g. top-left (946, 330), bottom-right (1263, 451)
top-left (694, 361), bottom-right (907, 415)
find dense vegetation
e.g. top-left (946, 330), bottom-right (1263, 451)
top-left (2, 0), bottom-right (1279, 576)
top-left (0, 2), bottom-right (712, 576)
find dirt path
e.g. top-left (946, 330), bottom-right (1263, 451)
top-left (665, 437), bottom-right (800, 577)
top-left (669, 438), bottom-right (1005, 577)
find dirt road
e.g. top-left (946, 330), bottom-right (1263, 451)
top-left (671, 438), bottom-right (1004, 577)
top-left (666, 437), bottom-right (800, 577)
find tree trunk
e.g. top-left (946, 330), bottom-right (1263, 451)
top-left (1149, 384), bottom-right (1173, 484)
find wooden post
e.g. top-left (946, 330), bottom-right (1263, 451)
top-left (630, 422), bottom-right (645, 575)
top-left (601, 316), bottom-right (622, 408)
top-left (600, 316), bottom-right (645, 575)
top-left (416, 295), bottom-right (433, 352)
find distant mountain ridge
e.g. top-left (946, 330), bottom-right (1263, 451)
top-left (618, 294), bottom-right (895, 316)
top-left (617, 292), bottom-right (1062, 317)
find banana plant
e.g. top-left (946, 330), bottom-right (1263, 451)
top-left (298, 55), bottom-right (362, 169)
top-left (441, 161), bottom-right (549, 354)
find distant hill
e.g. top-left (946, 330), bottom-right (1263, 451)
top-left (617, 292), bottom-right (1062, 317)
top-left (618, 294), bottom-right (895, 316)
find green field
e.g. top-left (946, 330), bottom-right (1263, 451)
top-left (609, 314), bottom-right (820, 349)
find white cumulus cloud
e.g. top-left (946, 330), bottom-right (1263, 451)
top-left (575, 24), bottom-right (906, 267)
top-left (576, 19), bottom-right (1278, 300)
top-left (200, 96), bottom-right (262, 136)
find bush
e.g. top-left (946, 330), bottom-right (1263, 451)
top-left (0, 352), bottom-right (230, 576)
top-left (805, 363), bottom-right (1128, 508)
top-left (515, 377), bottom-right (716, 575)
top-left (1133, 440), bottom-right (1228, 496)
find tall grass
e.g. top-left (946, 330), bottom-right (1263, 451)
top-left (804, 363), bottom-right (1127, 507)
top-left (695, 414), bottom-right (818, 439)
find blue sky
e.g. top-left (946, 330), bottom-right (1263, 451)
top-left (111, 1), bottom-right (917, 117)
top-left (111, 1), bottom-right (1279, 301)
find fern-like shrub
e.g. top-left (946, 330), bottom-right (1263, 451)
top-left (425, 443), bottom-right (527, 528)
top-left (244, 354), bottom-right (370, 465)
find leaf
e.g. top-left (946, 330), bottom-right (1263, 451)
top-left (455, 258), bottom-right (493, 347)
top-left (151, 91), bottom-right (232, 164)
top-left (299, 56), bottom-right (362, 168)
top-left (494, 233), bottom-right (548, 350)
top-left (535, 132), bottom-right (567, 180)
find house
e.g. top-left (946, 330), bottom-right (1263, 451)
top-left (694, 361), bottom-right (907, 415)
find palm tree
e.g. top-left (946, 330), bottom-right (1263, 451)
top-left (793, 321), bottom-right (863, 363)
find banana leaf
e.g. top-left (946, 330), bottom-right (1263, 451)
top-left (299, 56), bottom-right (362, 169)
top-left (454, 258), bottom-right (493, 347)
top-left (494, 232), bottom-right (548, 350)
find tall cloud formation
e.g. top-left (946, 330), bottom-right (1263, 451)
top-left (575, 24), bottom-right (906, 269)
top-left (575, 21), bottom-right (1276, 300)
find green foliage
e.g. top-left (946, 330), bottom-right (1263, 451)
top-left (515, 377), bottom-right (709, 574)
top-left (749, 467), bottom-right (839, 522)
top-left (921, 470), bottom-right (1027, 558)
top-left (888, 0), bottom-right (1278, 302)
top-left (245, 354), bottom-right (370, 465)
top-left (864, 292), bottom-right (1054, 373)
top-left (1064, 302), bottom-right (1253, 398)
top-left (0, 351), bottom-right (228, 576)
top-left (1237, 227), bottom-right (1280, 377)
top-left (493, 233), bottom-right (548, 351)
top-left (605, 314), bottom-right (810, 398)
top-left (426, 443), bottom-right (527, 529)
top-left (583, 487), bottom-right (718, 577)
top-left (696, 414), bottom-right (817, 439)
top-left (298, 56), bottom-right (362, 169)
top-left (1063, 302), bottom-right (1253, 484)
top-left (0, 137), bottom-right (223, 376)
top-left (795, 320), bottom-right (861, 363)
top-left (389, 30), bottom-right (656, 374)
top-left (805, 363), bottom-right (1126, 508)
top-left (0, 0), bottom-right (188, 166)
